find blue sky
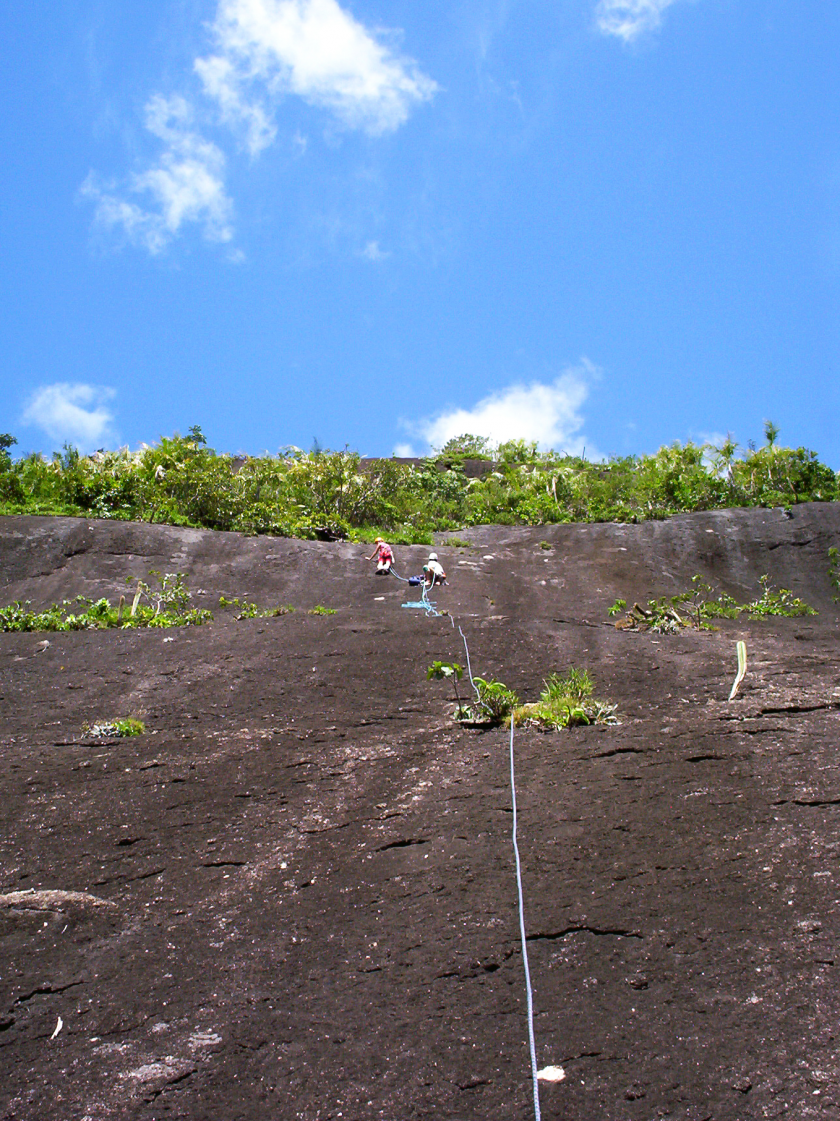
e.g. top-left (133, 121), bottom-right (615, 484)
top-left (3, 0), bottom-right (839, 464)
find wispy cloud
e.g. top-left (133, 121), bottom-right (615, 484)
top-left (85, 0), bottom-right (437, 253)
top-left (199, 0), bottom-right (439, 142)
top-left (83, 96), bottom-right (233, 254)
top-left (595, 0), bottom-right (683, 42)
top-left (21, 383), bottom-right (117, 451)
top-left (403, 362), bottom-right (599, 456)
top-left (194, 53), bottom-right (277, 157)
top-left (360, 239), bottom-right (388, 261)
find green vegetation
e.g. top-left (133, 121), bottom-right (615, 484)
top-left (0, 572), bottom-right (325, 634)
top-left (471, 677), bottom-right (520, 723)
top-left (427, 661), bottom-right (616, 729)
top-left (0, 571), bottom-right (211, 633)
top-left (744, 574), bottom-right (817, 618)
top-left (84, 717), bottom-right (145, 738)
top-left (129, 571), bottom-right (212, 624)
top-left (218, 595), bottom-right (294, 619)
top-left (427, 660), bottom-right (468, 716)
top-left (427, 661), bottom-right (516, 724)
top-left (0, 424), bottom-right (835, 543)
top-left (612, 574), bottom-right (816, 634)
top-left (828, 548), bottom-right (840, 604)
top-left (513, 668), bottom-right (619, 730)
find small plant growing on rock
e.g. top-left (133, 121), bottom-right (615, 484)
top-left (830, 548), bottom-right (840, 604)
top-left (429, 660), bottom-right (616, 730)
top-left (610, 574), bottom-right (815, 633)
top-left (0, 572), bottom-right (212, 633)
top-left (84, 717), bottom-right (145, 738)
top-left (427, 661), bottom-right (468, 717)
top-left (308, 605), bottom-right (337, 616)
top-left (219, 595), bottom-right (294, 619)
top-left (427, 663), bottom-right (518, 725)
top-left (130, 571), bottom-right (193, 617)
top-left (513, 668), bottom-right (618, 730)
top-left (471, 677), bottom-right (520, 724)
top-left (123, 571), bottom-right (212, 627)
top-left (743, 574), bottom-right (816, 618)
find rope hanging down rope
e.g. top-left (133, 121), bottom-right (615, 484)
top-left (377, 552), bottom-right (542, 1117)
top-left (510, 717), bottom-right (542, 1121)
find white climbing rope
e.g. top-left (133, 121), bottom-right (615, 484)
top-left (375, 553), bottom-right (543, 1114)
top-left (460, 620), bottom-right (542, 1120)
top-left (509, 717), bottom-right (542, 1121)
top-left (458, 624), bottom-right (482, 704)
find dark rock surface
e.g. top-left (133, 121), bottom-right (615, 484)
top-left (1, 507), bottom-right (839, 1120)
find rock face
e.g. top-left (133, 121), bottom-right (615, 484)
top-left (1, 507), bottom-right (839, 1121)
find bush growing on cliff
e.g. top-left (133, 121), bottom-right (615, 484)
top-left (428, 662), bottom-right (617, 729)
top-left (0, 424), bottom-right (834, 541)
top-left (610, 574), bottom-right (817, 633)
top-left (0, 572), bottom-right (212, 632)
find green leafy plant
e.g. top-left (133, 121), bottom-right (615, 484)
top-left (1, 426), bottom-right (836, 538)
top-left (611, 573), bottom-right (815, 633)
top-left (830, 548), bottom-right (840, 604)
top-left (0, 572), bottom-right (212, 633)
top-left (543, 666), bottom-right (593, 701)
top-left (130, 571), bottom-right (194, 617)
top-left (120, 571), bottom-right (212, 626)
top-left (427, 660), bottom-right (469, 716)
top-left (743, 574), bottom-right (816, 618)
top-left (0, 596), bottom-right (114, 633)
top-left (471, 677), bottom-right (520, 724)
top-left (512, 667), bottom-right (618, 730)
top-left (219, 595), bottom-right (294, 619)
top-left (84, 717), bottom-right (145, 738)
top-left (434, 434), bottom-right (495, 461)
top-left (308, 605), bottom-right (337, 616)
top-left (427, 663), bottom-right (518, 725)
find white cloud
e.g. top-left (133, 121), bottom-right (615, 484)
top-left (392, 442), bottom-right (415, 458)
top-left (194, 52), bottom-right (277, 156)
top-left (200, 0), bottom-right (438, 140)
top-left (21, 384), bottom-right (117, 451)
top-left (85, 1), bottom-right (435, 253)
top-left (595, 0), bottom-right (682, 42)
top-left (404, 362), bottom-right (598, 456)
top-left (361, 239), bottom-right (388, 261)
top-left (83, 95), bottom-right (233, 254)
top-left (695, 430), bottom-right (728, 450)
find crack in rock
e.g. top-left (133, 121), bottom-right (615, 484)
top-left (15, 979), bottom-right (86, 1005)
top-left (758, 703), bottom-right (840, 716)
top-left (527, 926), bottom-right (643, 942)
